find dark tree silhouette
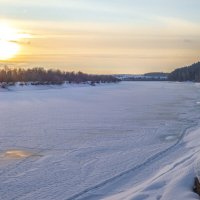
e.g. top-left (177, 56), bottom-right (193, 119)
top-left (168, 62), bottom-right (200, 82)
top-left (0, 67), bottom-right (120, 86)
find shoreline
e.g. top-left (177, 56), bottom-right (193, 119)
top-left (0, 82), bottom-right (119, 92)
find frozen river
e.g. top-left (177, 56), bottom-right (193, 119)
top-left (0, 82), bottom-right (200, 200)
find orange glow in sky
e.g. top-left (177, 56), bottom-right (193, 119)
top-left (0, 0), bottom-right (200, 74)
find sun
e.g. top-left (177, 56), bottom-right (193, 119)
top-left (0, 41), bottom-right (20, 60)
top-left (0, 22), bottom-right (21, 60)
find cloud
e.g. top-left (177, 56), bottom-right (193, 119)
top-left (8, 40), bottom-right (30, 45)
top-left (184, 39), bottom-right (192, 43)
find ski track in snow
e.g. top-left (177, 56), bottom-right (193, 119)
top-left (66, 122), bottom-right (197, 200)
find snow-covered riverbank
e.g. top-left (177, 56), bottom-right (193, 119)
top-left (104, 125), bottom-right (200, 200)
top-left (0, 82), bottom-right (200, 200)
top-left (0, 82), bottom-right (111, 92)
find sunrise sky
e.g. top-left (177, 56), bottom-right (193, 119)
top-left (0, 0), bottom-right (200, 74)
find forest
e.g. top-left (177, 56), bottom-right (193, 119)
top-left (0, 67), bottom-right (120, 86)
top-left (168, 62), bottom-right (200, 82)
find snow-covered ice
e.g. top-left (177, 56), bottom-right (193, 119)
top-left (0, 82), bottom-right (200, 200)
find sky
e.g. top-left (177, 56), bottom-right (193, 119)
top-left (0, 0), bottom-right (200, 74)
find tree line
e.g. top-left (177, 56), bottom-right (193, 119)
top-left (0, 67), bottom-right (120, 85)
top-left (168, 62), bottom-right (200, 82)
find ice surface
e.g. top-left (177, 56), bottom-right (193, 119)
top-left (0, 82), bottom-right (200, 200)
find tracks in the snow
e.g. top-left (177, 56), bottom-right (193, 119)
top-left (66, 122), bottom-right (197, 200)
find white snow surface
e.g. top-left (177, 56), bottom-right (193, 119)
top-left (0, 82), bottom-right (200, 200)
